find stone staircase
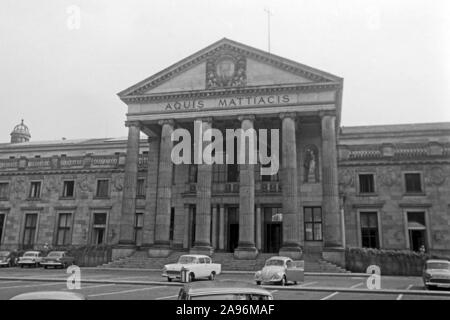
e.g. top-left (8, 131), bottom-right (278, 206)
top-left (101, 250), bottom-right (348, 273)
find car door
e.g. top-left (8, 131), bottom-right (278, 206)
top-left (285, 260), bottom-right (304, 283)
top-left (198, 258), bottom-right (206, 277)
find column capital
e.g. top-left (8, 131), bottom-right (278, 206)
top-left (279, 112), bottom-right (297, 120)
top-left (125, 120), bottom-right (141, 128)
top-left (157, 119), bottom-right (175, 127)
top-left (238, 115), bottom-right (255, 122)
top-left (318, 111), bottom-right (336, 120)
top-left (195, 117), bottom-right (213, 123)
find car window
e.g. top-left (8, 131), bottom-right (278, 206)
top-left (205, 258), bottom-right (211, 264)
top-left (178, 256), bottom-right (197, 264)
top-left (198, 258), bottom-right (205, 264)
top-left (265, 259), bottom-right (284, 266)
top-left (427, 262), bottom-right (450, 270)
top-left (286, 261), bottom-right (293, 268)
top-left (249, 294), bottom-right (272, 300)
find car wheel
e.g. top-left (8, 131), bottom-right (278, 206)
top-left (167, 277), bottom-right (172, 282)
top-left (256, 281), bottom-right (261, 285)
top-left (44, 266), bottom-right (48, 269)
top-left (280, 275), bottom-right (287, 286)
top-left (293, 281), bottom-right (298, 285)
top-left (20, 265), bottom-right (23, 268)
top-left (209, 272), bottom-right (216, 281)
top-left (189, 273), bottom-right (195, 282)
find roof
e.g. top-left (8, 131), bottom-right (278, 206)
top-left (180, 254), bottom-right (211, 259)
top-left (10, 291), bottom-right (85, 300)
top-left (184, 280), bottom-right (272, 296)
top-left (267, 256), bottom-right (291, 261)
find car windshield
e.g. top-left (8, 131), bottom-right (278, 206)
top-left (427, 262), bottom-right (450, 270)
top-left (178, 256), bottom-right (197, 264)
top-left (47, 252), bottom-right (62, 257)
top-left (0, 252), bottom-right (9, 257)
top-left (24, 253), bottom-right (36, 257)
top-left (265, 259), bottom-right (284, 266)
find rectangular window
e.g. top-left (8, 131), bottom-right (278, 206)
top-left (56, 213), bottom-right (71, 246)
top-left (405, 173), bottom-right (422, 193)
top-left (96, 180), bottom-right (109, 198)
top-left (359, 174), bottom-right (375, 193)
top-left (62, 181), bottom-right (75, 198)
top-left (92, 212), bottom-right (107, 245)
top-left (188, 164), bottom-right (198, 183)
top-left (304, 207), bottom-right (322, 241)
top-left (29, 181), bottom-right (41, 198)
top-left (0, 183), bottom-right (9, 199)
top-left (136, 178), bottom-right (145, 197)
top-left (0, 214), bottom-right (5, 244)
top-left (169, 207), bottom-right (175, 241)
top-left (212, 164), bottom-right (226, 183)
top-left (360, 212), bottom-right (379, 248)
top-left (23, 213), bottom-right (38, 249)
top-left (134, 212), bottom-right (144, 244)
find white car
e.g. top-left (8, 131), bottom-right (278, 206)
top-left (17, 251), bottom-right (43, 268)
top-left (254, 256), bottom-right (304, 286)
top-left (162, 254), bottom-right (221, 282)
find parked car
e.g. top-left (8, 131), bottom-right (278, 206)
top-left (422, 259), bottom-right (450, 290)
top-left (162, 254), bottom-right (221, 282)
top-left (178, 280), bottom-right (273, 300)
top-left (41, 251), bottom-right (75, 269)
top-left (16, 251), bottom-right (43, 268)
top-left (10, 291), bottom-right (85, 300)
top-left (0, 251), bottom-right (18, 267)
top-left (254, 256), bottom-right (304, 286)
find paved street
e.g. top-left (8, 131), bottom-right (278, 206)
top-left (0, 267), bottom-right (449, 300)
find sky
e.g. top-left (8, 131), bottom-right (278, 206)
top-left (0, 0), bottom-right (449, 143)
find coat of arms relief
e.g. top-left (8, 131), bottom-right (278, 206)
top-left (206, 49), bottom-right (247, 88)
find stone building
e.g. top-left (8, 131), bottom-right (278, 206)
top-left (0, 39), bottom-right (449, 266)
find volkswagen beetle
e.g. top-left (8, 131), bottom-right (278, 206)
top-left (254, 256), bottom-right (304, 286)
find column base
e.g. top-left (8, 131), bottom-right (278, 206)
top-left (112, 245), bottom-right (136, 260)
top-left (234, 246), bottom-right (258, 260)
top-left (322, 247), bottom-right (345, 267)
top-left (279, 245), bottom-right (303, 260)
top-left (148, 244), bottom-right (172, 258)
top-left (190, 246), bottom-right (214, 256)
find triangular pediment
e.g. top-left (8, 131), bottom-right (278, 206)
top-left (118, 38), bottom-right (341, 98)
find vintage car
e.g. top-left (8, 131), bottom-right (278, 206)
top-left (10, 291), bottom-right (86, 300)
top-left (162, 254), bottom-right (221, 282)
top-left (254, 256), bottom-right (304, 286)
top-left (41, 251), bottom-right (75, 269)
top-left (178, 280), bottom-right (273, 300)
top-left (0, 251), bottom-right (18, 267)
top-left (16, 251), bottom-right (43, 268)
top-left (422, 259), bottom-right (450, 290)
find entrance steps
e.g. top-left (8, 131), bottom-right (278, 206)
top-left (101, 250), bottom-right (349, 273)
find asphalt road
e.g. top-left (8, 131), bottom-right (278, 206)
top-left (0, 267), bottom-right (449, 300)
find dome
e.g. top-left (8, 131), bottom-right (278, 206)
top-left (10, 119), bottom-right (31, 143)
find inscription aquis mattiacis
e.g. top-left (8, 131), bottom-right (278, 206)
top-left (164, 94), bottom-right (291, 111)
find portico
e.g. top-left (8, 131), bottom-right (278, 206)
top-left (115, 38), bottom-right (345, 263)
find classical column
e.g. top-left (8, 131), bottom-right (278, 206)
top-left (255, 204), bottom-right (262, 251)
top-left (183, 204), bottom-right (190, 249)
top-left (211, 205), bottom-right (218, 249)
top-left (218, 205), bottom-right (225, 250)
top-left (118, 121), bottom-right (140, 246)
top-left (279, 112), bottom-right (302, 259)
top-left (192, 118), bottom-right (213, 255)
top-left (234, 115), bottom-right (258, 259)
top-left (321, 114), bottom-right (344, 265)
top-left (142, 136), bottom-right (160, 247)
top-left (149, 119), bottom-right (174, 257)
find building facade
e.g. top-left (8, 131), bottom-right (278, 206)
top-left (0, 39), bottom-right (449, 265)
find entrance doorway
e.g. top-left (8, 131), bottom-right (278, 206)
top-left (263, 207), bottom-right (283, 253)
top-left (227, 207), bottom-right (239, 252)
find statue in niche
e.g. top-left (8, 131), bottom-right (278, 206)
top-left (304, 146), bottom-right (319, 183)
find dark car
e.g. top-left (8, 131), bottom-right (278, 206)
top-left (178, 280), bottom-right (273, 300)
top-left (41, 251), bottom-right (75, 269)
top-left (0, 251), bottom-right (18, 267)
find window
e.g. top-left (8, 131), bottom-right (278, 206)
top-left (23, 213), bottom-right (38, 249)
top-left (92, 213), bottom-right (107, 245)
top-left (304, 207), bottom-right (322, 241)
top-left (360, 212), bottom-right (379, 248)
top-left (96, 179), bottom-right (109, 198)
top-left (136, 178), bottom-right (145, 197)
top-left (407, 211), bottom-right (426, 251)
top-left (169, 207), bottom-right (175, 241)
top-left (0, 214), bottom-right (5, 244)
top-left (212, 164), bottom-right (226, 182)
top-left (29, 181), bottom-right (41, 198)
top-left (134, 212), bottom-right (144, 244)
top-left (0, 183), bottom-right (9, 199)
top-left (359, 174), bottom-right (375, 193)
top-left (188, 165), bottom-right (198, 183)
top-left (405, 173), bottom-right (422, 193)
top-left (227, 164), bottom-right (239, 182)
top-left (62, 181), bottom-right (75, 198)
top-left (56, 213), bottom-right (71, 246)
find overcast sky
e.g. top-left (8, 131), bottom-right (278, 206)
top-left (0, 0), bottom-right (449, 143)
